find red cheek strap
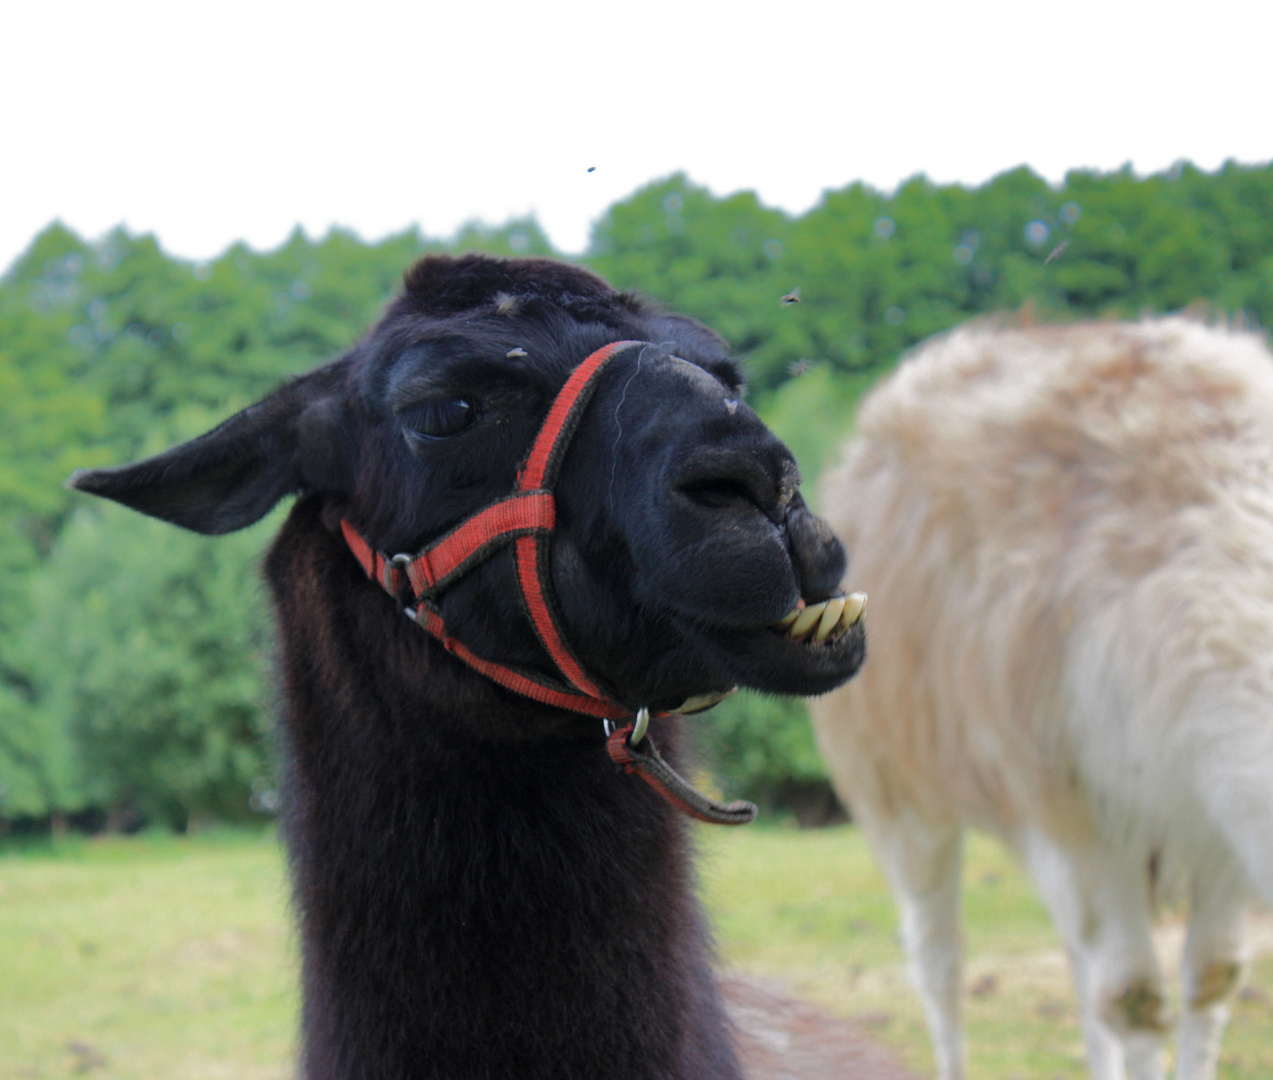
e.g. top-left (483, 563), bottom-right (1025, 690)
top-left (342, 340), bottom-right (645, 719)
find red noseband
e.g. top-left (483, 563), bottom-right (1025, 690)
top-left (341, 339), bottom-right (645, 719)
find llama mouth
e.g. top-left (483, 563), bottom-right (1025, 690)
top-left (772, 592), bottom-right (867, 646)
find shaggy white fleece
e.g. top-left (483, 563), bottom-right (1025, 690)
top-left (813, 316), bottom-right (1273, 1080)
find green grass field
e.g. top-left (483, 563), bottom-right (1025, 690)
top-left (1, 826), bottom-right (1269, 1080)
top-left (698, 827), bottom-right (1273, 1078)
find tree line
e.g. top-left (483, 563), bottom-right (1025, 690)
top-left (3, 159), bottom-right (1272, 830)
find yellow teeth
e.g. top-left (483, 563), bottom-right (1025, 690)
top-left (788, 604), bottom-right (824, 640)
top-left (773, 590), bottom-right (867, 645)
top-left (774, 607), bottom-right (802, 630)
top-left (814, 597), bottom-right (846, 643)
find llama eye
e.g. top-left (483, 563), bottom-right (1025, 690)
top-left (400, 398), bottom-right (476, 442)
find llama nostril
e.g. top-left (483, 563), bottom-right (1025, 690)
top-left (669, 426), bottom-right (798, 524)
top-left (673, 454), bottom-right (796, 525)
top-left (678, 477), bottom-right (762, 513)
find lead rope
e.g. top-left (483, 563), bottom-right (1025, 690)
top-left (605, 709), bottom-right (758, 826)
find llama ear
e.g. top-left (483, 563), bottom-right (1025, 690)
top-left (69, 364), bottom-right (352, 535)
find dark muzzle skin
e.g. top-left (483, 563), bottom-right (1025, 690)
top-left (606, 353), bottom-right (835, 626)
top-left (541, 347), bottom-right (864, 709)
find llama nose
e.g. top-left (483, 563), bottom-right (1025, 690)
top-left (786, 493), bottom-right (846, 601)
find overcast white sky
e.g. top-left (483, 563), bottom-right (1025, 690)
top-left (3, 0), bottom-right (1271, 274)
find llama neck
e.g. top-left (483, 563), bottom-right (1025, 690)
top-left (265, 502), bottom-right (742, 1080)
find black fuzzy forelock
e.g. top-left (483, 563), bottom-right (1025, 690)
top-left (399, 254), bottom-right (646, 324)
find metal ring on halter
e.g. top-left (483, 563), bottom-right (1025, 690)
top-left (630, 707), bottom-right (650, 746)
top-left (384, 552), bottom-right (412, 593)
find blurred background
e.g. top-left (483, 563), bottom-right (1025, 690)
top-left (3, 2), bottom-right (1272, 1077)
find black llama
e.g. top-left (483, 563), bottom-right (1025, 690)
top-left (72, 255), bottom-right (867, 1080)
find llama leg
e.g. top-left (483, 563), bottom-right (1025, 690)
top-left (864, 808), bottom-right (966, 1080)
top-left (1175, 868), bottom-right (1249, 1080)
top-left (1021, 829), bottom-right (1167, 1080)
top-left (1021, 828), bottom-right (1126, 1080)
top-left (1192, 729), bottom-right (1273, 904)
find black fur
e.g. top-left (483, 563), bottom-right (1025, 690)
top-left (71, 255), bottom-right (865, 1079)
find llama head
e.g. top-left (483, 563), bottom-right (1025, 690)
top-left (71, 255), bottom-right (864, 716)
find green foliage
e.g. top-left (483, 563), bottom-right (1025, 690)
top-left (10, 499), bottom-right (277, 827)
top-left (755, 362), bottom-right (877, 499)
top-left (586, 161), bottom-right (1273, 407)
top-left (0, 679), bottom-right (83, 820)
top-left (0, 220), bottom-right (564, 827)
top-left (700, 692), bottom-right (829, 801)
top-left (5, 160), bottom-right (1273, 826)
top-left (589, 174), bottom-right (794, 384)
top-left (452, 217), bottom-right (557, 258)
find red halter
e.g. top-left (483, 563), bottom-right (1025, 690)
top-left (341, 339), bottom-right (642, 720)
top-left (341, 339), bottom-right (759, 827)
